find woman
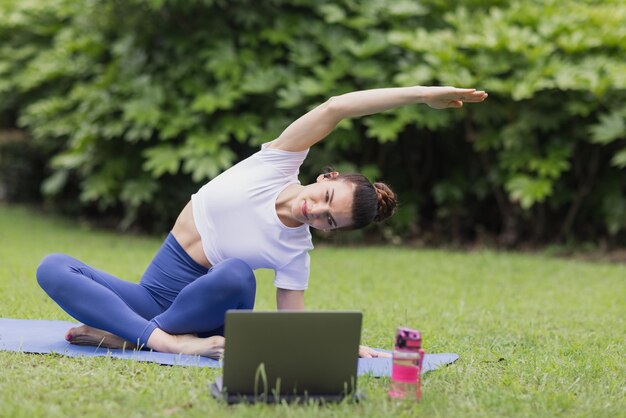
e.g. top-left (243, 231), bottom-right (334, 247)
top-left (36, 85), bottom-right (487, 359)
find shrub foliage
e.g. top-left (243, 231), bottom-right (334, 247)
top-left (1, 0), bottom-right (625, 243)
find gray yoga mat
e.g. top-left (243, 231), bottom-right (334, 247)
top-left (0, 318), bottom-right (458, 376)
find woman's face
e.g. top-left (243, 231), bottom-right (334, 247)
top-left (291, 175), bottom-right (355, 230)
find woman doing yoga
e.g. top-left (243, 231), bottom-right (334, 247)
top-left (36, 86), bottom-right (487, 359)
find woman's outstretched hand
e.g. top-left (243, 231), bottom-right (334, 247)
top-left (359, 345), bottom-right (392, 358)
top-left (422, 86), bottom-right (488, 109)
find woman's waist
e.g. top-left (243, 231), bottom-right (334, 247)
top-left (171, 200), bottom-right (212, 269)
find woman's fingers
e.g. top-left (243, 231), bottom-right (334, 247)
top-left (359, 345), bottom-right (374, 358)
top-left (450, 87), bottom-right (477, 94)
top-left (359, 345), bottom-right (393, 358)
top-left (460, 91), bottom-right (488, 102)
top-left (424, 86), bottom-right (487, 109)
top-left (452, 90), bottom-right (487, 100)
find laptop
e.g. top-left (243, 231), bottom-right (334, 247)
top-left (209, 310), bottom-right (363, 404)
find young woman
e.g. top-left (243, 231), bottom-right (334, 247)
top-left (36, 86), bottom-right (487, 359)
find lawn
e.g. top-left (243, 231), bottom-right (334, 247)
top-left (0, 204), bottom-right (624, 417)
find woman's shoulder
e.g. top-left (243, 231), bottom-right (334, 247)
top-left (254, 141), bottom-right (310, 176)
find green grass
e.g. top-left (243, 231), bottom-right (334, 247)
top-left (0, 204), bottom-right (624, 417)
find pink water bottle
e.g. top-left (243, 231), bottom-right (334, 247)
top-left (388, 327), bottom-right (425, 400)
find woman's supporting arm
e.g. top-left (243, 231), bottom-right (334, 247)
top-left (276, 288), bottom-right (305, 310)
top-left (267, 86), bottom-right (488, 152)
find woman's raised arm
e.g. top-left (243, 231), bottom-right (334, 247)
top-left (267, 86), bottom-right (487, 152)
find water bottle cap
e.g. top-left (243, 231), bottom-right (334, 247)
top-left (395, 327), bottom-right (422, 349)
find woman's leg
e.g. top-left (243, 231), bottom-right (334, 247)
top-left (37, 250), bottom-right (256, 356)
top-left (145, 258), bottom-right (256, 356)
top-left (152, 258), bottom-right (256, 335)
top-left (36, 253), bottom-right (163, 348)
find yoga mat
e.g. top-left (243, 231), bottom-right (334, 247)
top-left (0, 319), bottom-right (458, 377)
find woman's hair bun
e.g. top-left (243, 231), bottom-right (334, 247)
top-left (373, 182), bottom-right (397, 222)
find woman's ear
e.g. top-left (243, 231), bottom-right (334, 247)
top-left (316, 171), bottom-right (339, 182)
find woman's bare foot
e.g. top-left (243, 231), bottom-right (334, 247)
top-left (147, 328), bottom-right (225, 359)
top-left (172, 334), bottom-right (225, 359)
top-left (65, 325), bottom-right (224, 359)
top-left (65, 325), bottom-right (136, 350)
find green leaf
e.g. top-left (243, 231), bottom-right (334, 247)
top-left (203, 42), bottom-right (241, 81)
top-left (240, 67), bottom-right (284, 94)
top-left (611, 148), bottom-right (626, 169)
top-left (318, 4), bottom-right (346, 23)
top-left (50, 152), bottom-right (89, 170)
top-left (385, 0), bottom-right (428, 18)
top-left (505, 175), bottom-right (552, 210)
top-left (120, 177), bottom-right (157, 208)
top-left (41, 170), bottom-right (68, 196)
top-left (79, 173), bottom-right (116, 209)
top-left (364, 114), bottom-right (406, 143)
top-left (527, 145), bottom-right (572, 179)
top-left (180, 137), bottom-right (236, 182)
top-left (191, 84), bottom-right (241, 115)
top-left (589, 112), bottom-right (625, 144)
top-left (142, 145), bottom-right (180, 177)
top-left (346, 31), bottom-right (388, 58)
top-left (433, 181), bottom-right (464, 205)
top-left (182, 155), bottom-right (219, 182)
top-left (160, 110), bottom-right (198, 140)
top-left (288, 40), bottom-right (323, 68)
top-left (215, 114), bottom-right (261, 142)
top-left (277, 83), bottom-right (305, 108)
top-left (393, 65), bottom-right (434, 86)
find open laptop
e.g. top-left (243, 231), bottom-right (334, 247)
top-left (209, 310), bottom-right (362, 404)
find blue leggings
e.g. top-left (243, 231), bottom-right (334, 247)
top-left (36, 233), bottom-right (256, 347)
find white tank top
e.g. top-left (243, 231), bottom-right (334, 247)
top-left (191, 142), bottom-right (313, 290)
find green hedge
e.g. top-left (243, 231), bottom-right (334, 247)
top-left (1, 0), bottom-right (625, 243)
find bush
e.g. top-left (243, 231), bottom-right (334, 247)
top-left (0, 0), bottom-right (624, 243)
